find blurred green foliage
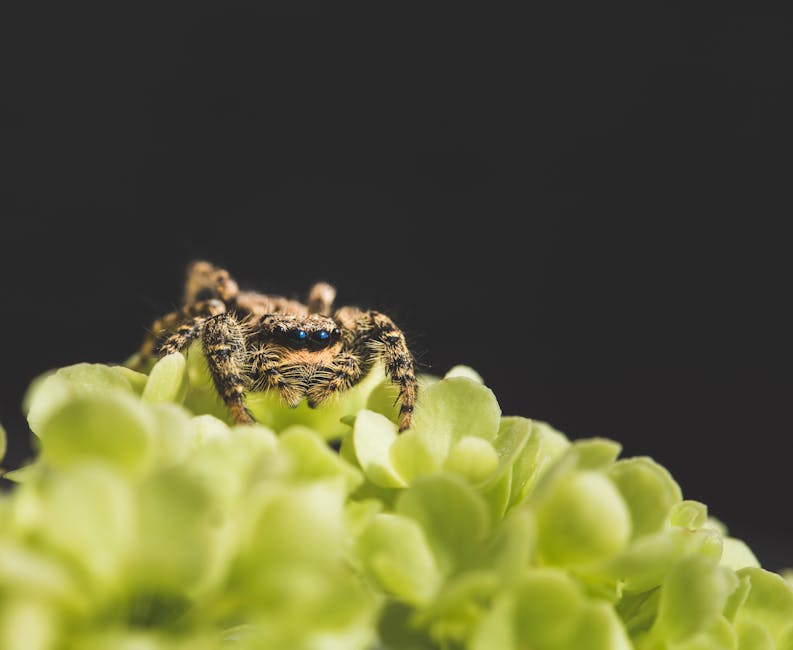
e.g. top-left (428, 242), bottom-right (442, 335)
top-left (0, 346), bottom-right (789, 649)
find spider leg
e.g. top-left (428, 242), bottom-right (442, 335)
top-left (336, 308), bottom-right (417, 431)
top-left (135, 299), bottom-right (226, 365)
top-left (306, 352), bottom-right (367, 408)
top-left (201, 312), bottom-right (253, 424)
top-left (307, 282), bottom-right (336, 315)
top-left (183, 260), bottom-right (240, 304)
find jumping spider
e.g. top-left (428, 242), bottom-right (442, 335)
top-left (133, 261), bottom-right (417, 431)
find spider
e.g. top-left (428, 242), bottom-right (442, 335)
top-left (133, 261), bottom-right (417, 431)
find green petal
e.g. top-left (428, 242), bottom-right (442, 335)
top-left (653, 556), bottom-right (739, 643)
top-left (536, 471), bottom-right (631, 568)
top-left (509, 420), bottom-right (570, 506)
top-left (443, 365), bottom-right (484, 383)
top-left (389, 429), bottom-right (440, 483)
top-left (141, 353), bottom-right (189, 404)
top-left (352, 410), bottom-right (405, 488)
top-left (721, 537), bottom-right (760, 572)
top-left (733, 567), bottom-right (793, 639)
top-left (570, 601), bottom-right (632, 650)
top-left (396, 474), bottom-right (489, 575)
top-left (443, 436), bottom-right (499, 484)
top-left (26, 363), bottom-right (134, 436)
top-left (412, 376), bottom-right (501, 455)
top-left (38, 393), bottom-right (152, 475)
top-left (603, 527), bottom-right (724, 593)
top-left (512, 569), bottom-right (586, 648)
top-left (608, 456), bottom-right (682, 539)
top-left (356, 513), bottom-right (441, 606)
top-left (280, 426), bottom-right (363, 494)
top-left (670, 500), bottom-right (710, 529)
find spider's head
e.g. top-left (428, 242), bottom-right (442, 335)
top-left (264, 314), bottom-right (341, 350)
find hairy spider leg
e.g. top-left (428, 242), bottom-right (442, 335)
top-left (307, 282), bottom-right (336, 316)
top-left (336, 308), bottom-right (417, 431)
top-left (201, 312), bottom-right (253, 424)
top-left (136, 299), bottom-right (226, 366)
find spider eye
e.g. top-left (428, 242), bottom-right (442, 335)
top-left (293, 329), bottom-right (308, 341)
top-left (316, 330), bottom-right (329, 341)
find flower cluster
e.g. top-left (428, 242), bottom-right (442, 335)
top-left (0, 348), bottom-right (790, 649)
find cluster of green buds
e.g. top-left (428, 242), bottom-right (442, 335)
top-left (0, 347), bottom-right (790, 649)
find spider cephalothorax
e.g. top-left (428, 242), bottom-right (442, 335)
top-left (133, 261), bottom-right (417, 430)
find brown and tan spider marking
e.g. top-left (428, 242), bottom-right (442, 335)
top-left (133, 261), bottom-right (417, 431)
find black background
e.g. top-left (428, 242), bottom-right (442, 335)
top-left (1, 3), bottom-right (791, 569)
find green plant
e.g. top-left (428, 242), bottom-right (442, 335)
top-left (0, 347), bottom-right (790, 649)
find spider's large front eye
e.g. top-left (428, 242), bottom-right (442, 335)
top-left (314, 330), bottom-right (329, 342)
top-left (290, 329), bottom-right (308, 342)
